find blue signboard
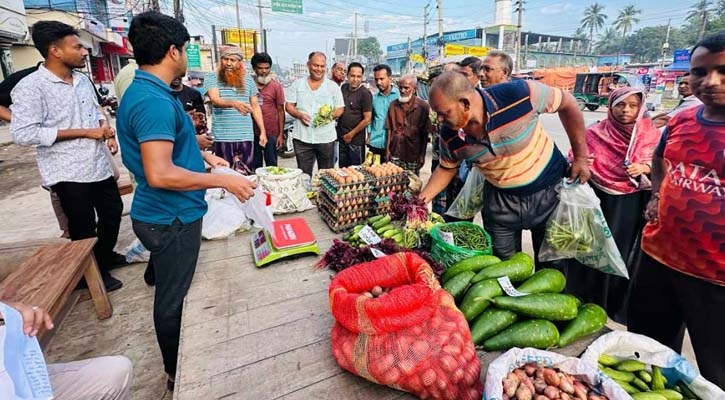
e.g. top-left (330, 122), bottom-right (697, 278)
top-left (386, 29), bottom-right (478, 59)
top-left (667, 49), bottom-right (690, 71)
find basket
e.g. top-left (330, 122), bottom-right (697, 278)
top-left (430, 222), bottom-right (493, 269)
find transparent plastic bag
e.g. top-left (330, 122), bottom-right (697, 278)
top-left (539, 180), bottom-right (628, 278)
top-left (445, 167), bottom-right (485, 220)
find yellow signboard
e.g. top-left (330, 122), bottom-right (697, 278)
top-left (444, 44), bottom-right (465, 56)
top-left (221, 28), bottom-right (259, 59)
top-left (409, 54), bottom-right (424, 64)
top-left (444, 44), bottom-right (490, 57)
top-left (466, 46), bottom-right (489, 57)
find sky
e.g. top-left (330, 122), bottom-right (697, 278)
top-left (172, 0), bottom-right (691, 67)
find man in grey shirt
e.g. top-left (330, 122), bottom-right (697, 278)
top-left (652, 72), bottom-right (703, 128)
top-left (11, 21), bottom-right (124, 291)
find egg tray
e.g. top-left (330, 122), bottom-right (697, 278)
top-left (319, 183), bottom-right (376, 203)
top-left (320, 170), bottom-right (376, 190)
top-left (318, 204), bottom-right (371, 233)
top-left (317, 190), bottom-right (376, 217)
top-left (372, 172), bottom-right (409, 187)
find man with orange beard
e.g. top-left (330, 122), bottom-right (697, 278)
top-left (205, 46), bottom-right (267, 174)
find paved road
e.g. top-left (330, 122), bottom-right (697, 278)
top-left (539, 108), bottom-right (607, 154)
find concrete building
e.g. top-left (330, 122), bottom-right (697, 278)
top-left (385, 0), bottom-right (596, 74)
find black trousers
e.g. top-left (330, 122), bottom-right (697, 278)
top-left (482, 182), bottom-right (559, 264)
top-left (52, 176), bottom-right (123, 272)
top-left (338, 141), bottom-right (366, 167)
top-left (253, 133), bottom-right (279, 169)
top-left (293, 139), bottom-right (335, 177)
top-left (132, 218), bottom-right (202, 376)
top-left (628, 252), bottom-right (725, 388)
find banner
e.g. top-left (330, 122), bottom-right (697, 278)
top-left (221, 28), bottom-right (259, 59)
top-left (444, 44), bottom-right (489, 57)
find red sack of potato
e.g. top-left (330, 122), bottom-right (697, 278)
top-left (329, 252), bottom-right (483, 400)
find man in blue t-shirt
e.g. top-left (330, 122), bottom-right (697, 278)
top-left (117, 12), bottom-right (256, 391)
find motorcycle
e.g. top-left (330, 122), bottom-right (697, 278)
top-left (98, 85), bottom-right (118, 118)
top-left (280, 113), bottom-right (296, 158)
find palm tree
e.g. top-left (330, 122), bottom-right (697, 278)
top-left (687, 0), bottom-right (714, 39)
top-left (614, 5), bottom-right (641, 37)
top-left (580, 3), bottom-right (607, 52)
top-left (595, 27), bottom-right (619, 53)
top-left (573, 26), bottom-right (588, 39)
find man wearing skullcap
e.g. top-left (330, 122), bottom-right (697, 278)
top-left (205, 45), bottom-right (267, 174)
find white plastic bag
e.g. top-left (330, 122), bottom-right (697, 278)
top-left (255, 167), bottom-right (314, 214)
top-left (124, 239), bottom-right (150, 263)
top-left (202, 187), bottom-right (252, 240)
top-left (539, 179), bottom-right (628, 278)
top-left (581, 331), bottom-right (725, 399)
top-left (445, 167), bottom-right (485, 220)
top-left (484, 347), bottom-right (630, 400)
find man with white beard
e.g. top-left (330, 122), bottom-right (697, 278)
top-left (251, 52), bottom-right (285, 167)
top-left (385, 74), bottom-right (433, 175)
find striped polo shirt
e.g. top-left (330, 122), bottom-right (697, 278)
top-left (439, 80), bottom-right (567, 195)
top-left (205, 73), bottom-right (258, 142)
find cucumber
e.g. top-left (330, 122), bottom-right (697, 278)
top-left (652, 389), bottom-right (684, 400)
top-left (459, 279), bottom-right (503, 321)
top-left (491, 293), bottom-right (580, 321)
top-left (631, 393), bottom-right (667, 400)
top-left (470, 308), bottom-right (518, 345)
top-left (652, 366), bottom-right (666, 390)
top-left (638, 370), bottom-right (653, 383)
top-left (483, 319), bottom-right (559, 350)
top-left (599, 353), bottom-right (620, 367)
top-left (616, 359), bottom-right (647, 372)
top-left (632, 377), bottom-right (650, 391)
top-left (602, 367), bottom-right (636, 382)
top-left (391, 233), bottom-right (403, 243)
top-left (441, 255), bottom-right (501, 283)
top-left (676, 383), bottom-right (700, 400)
top-left (368, 215), bottom-right (384, 224)
top-left (382, 229), bottom-right (400, 238)
top-left (516, 268), bottom-right (567, 294)
top-left (557, 303), bottom-right (607, 347)
top-left (376, 225), bottom-right (396, 234)
top-left (614, 379), bottom-right (640, 394)
top-left (372, 215), bottom-right (391, 229)
top-left (471, 252), bottom-right (534, 283)
top-left (443, 271), bottom-right (475, 302)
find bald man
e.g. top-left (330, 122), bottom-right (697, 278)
top-left (331, 62), bottom-right (346, 86)
top-left (385, 75), bottom-right (432, 175)
top-left (421, 72), bottom-right (590, 263)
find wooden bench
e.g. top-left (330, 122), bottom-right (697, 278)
top-left (0, 238), bottom-right (113, 348)
top-left (117, 167), bottom-right (134, 196)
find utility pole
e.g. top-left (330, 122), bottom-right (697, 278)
top-left (406, 36), bottom-right (412, 73)
top-left (423, 3), bottom-right (430, 68)
top-left (173, 0), bottom-right (183, 21)
top-left (436, 0), bottom-right (443, 60)
top-left (514, 0), bottom-right (523, 72)
top-left (257, 0), bottom-right (265, 52)
top-left (211, 24), bottom-right (218, 69)
top-left (236, 0), bottom-right (243, 49)
top-left (661, 18), bottom-right (671, 69)
top-left (353, 12), bottom-right (358, 61)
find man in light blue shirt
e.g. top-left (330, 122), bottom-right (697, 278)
top-left (369, 64), bottom-right (399, 163)
top-left (285, 52), bottom-right (344, 176)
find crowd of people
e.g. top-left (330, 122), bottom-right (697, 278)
top-left (0, 9), bottom-right (723, 397)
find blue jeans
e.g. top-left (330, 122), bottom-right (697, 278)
top-left (338, 141), bottom-right (365, 167)
top-left (253, 134), bottom-right (278, 169)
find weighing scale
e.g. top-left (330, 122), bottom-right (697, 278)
top-left (251, 217), bottom-right (320, 267)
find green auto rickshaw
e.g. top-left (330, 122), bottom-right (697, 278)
top-left (573, 72), bottom-right (643, 111)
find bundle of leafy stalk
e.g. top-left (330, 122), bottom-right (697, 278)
top-left (315, 239), bottom-right (444, 278)
top-left (439, 224), bottom-right (490, 251)
top-left (390, 192), bottom-right (429, 229)
top-left (545, 209), bottom-right (596, 255)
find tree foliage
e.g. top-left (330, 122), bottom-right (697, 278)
top-left (614, 5), bottom-right (642, 37)
top-left (357, 37), bottom-right (382, 63)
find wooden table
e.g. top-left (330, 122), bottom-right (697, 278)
top-left (174, 210), bottom-right (602, 399)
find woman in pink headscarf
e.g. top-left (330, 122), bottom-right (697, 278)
top-left (566, 87), bottom-right (661, 323)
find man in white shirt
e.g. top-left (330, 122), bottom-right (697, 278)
top-left (652, 72), bottom-right (703, 128)
top-left (285, 52), bottom-right (344, 176)
top-left (11, 21), bottom-right (124, 291)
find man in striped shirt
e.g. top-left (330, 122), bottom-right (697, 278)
top-left (421, 72), bottom-right (591, 263)
top-left (205, 46), bottom-right (267, 174)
